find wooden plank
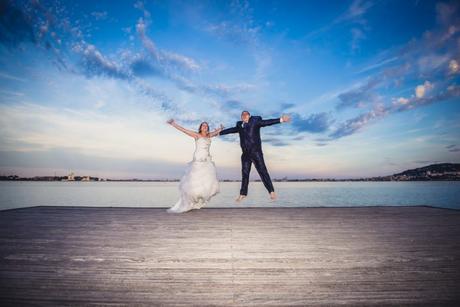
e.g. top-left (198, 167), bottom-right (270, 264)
top-left (0, 206), bottom-right (459, 305)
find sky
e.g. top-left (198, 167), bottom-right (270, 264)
top-left (0, 0), bottom-right (459, 180)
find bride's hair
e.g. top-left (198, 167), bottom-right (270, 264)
top-left (198, 121), bottom-right (209, 134)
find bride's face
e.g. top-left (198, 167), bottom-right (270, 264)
top-left (200, 122), bottom-right (209, 134)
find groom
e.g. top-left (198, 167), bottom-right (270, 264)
top-left (219, 111), bottom-right (291, 201)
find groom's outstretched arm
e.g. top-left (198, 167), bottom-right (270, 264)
top-left (219, 124), bottom-right (239, 135)
top-left (258, 114), bottom-right (291, 127)
top-left (258, 117), bottom-right (281, 127)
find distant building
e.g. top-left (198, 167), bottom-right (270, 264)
top-left (67, 172), bottom-right (75, 181)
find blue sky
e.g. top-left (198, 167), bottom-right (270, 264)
top-left (0, 0), bottom-right (459, 179)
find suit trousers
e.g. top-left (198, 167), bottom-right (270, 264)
top-left (240, 150), bottom-right (274, 195)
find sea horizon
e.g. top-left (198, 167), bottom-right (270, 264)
top-left (2, 180), bottom-right (459, 212)
top-left (2, 162), bottom-right (459, 182)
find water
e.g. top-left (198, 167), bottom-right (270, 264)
top-left (1, 181), bottom-right (459, 211)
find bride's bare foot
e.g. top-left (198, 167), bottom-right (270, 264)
top-left (270, 191), bottom-right (277, 200)
top-left (236, 195), bottom-right (246, 202)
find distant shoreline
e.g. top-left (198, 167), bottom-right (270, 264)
top-left (1, 162), bottom-right (459, 182)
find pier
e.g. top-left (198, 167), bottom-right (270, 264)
top-left (1, 206), bottom-right (459, 305)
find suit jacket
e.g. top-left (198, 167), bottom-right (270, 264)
top-left (220, 116), bottom-right (281, 153)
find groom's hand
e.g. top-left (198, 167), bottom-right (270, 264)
top-left (281, 114), bottom-right (291, 123)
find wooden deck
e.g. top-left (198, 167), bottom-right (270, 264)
top-left (0, 206), bottom-right (459, 306)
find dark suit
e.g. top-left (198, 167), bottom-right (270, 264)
top-left (220, 116), bottom-right (281, 195)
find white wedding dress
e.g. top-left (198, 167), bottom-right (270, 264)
top-left (167, 137), bottom-right (220, 213)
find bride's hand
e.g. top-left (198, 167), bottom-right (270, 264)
top-left (167, 118), bottom-right (175, 125)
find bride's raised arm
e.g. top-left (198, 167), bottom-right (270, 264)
top-left (209, 124), bottom-right (224, 138)
top-left (167, 119), bottom-right (199, 139)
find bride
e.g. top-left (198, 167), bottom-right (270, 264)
top-left (166, 119), bottom-right (223, 213)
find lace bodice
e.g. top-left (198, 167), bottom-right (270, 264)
top-left (193, 137), bottom-right (212, 162)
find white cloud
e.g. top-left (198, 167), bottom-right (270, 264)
top-left (0, 101), bottom-right (247, 174)
top-left (135, 17), bottom-right (200, 73)
top-left (415, 81), bottom-right (433, 98)
top-left (331, 84), bottom-right (460, 139)
top-left (205, 21), bottom-right (260, 46)
top-left (0, 72), bottom-right (27, 82)
top-left (304, 0), bottom-right (375, 52)
top-left (351, 27), bottom-right (366, 52)
top-left (94, 100), bottom-right (106, 109)
top-left (201, 0), bottom-right (272, 88)
top-left (449, 59), bottom-right (459, 74)
top-left (74, 43), bottom-right (129, 79)
top-left (344, 0), bottom-right (375, 20)
top-left (0, 102), bottom-right (179, 161)
top-left (91, 11), bottom-right (108, 21)
top-left (393, 97), bottom-right (409, 106)
top-left (417, 54), bottom-right (450, 73)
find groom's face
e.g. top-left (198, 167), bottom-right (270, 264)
top-left (241, 111), bottom-right (250, 123)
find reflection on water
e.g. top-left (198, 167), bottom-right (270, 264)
top-left (0, 181), bottom-right (459, 211)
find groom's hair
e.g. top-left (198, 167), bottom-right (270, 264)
top-left (241, 110), bottom-right (250, 116)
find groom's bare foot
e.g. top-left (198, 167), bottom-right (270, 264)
top-left (270, 192), bottom-right (277, 200)
top-left (236, 195), bottom-right (246, 202)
